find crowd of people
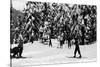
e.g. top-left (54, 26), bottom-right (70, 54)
top-left (10, 1), bottom-right (97, 58)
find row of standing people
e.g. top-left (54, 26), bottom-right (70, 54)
top-left (39, 24), bottom-right (82, 58)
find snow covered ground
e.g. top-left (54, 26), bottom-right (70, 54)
top-left (11, 39), bottom-right (97, 67)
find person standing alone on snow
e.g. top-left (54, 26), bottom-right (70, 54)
top-left (73, 30), bottom-right (82, 58)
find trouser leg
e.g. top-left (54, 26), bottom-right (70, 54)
top-left (31, 37), bottom-right (34, 43)
top-left (60, 41), bottom-right (63, 48)
top-left (77, 45), bottom-right (82, 57)
top-left (74, 45), bottom-right (78, 57)
top-left (68, 40), bottom-right (71, 48)
top-left (19, 47), bottom-right (23, 57)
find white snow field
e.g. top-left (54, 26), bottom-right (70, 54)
top-left (11, 39), bottom-right (97, 67)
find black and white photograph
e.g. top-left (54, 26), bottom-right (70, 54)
top-left (10, 0), bottom-right (97, 67)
